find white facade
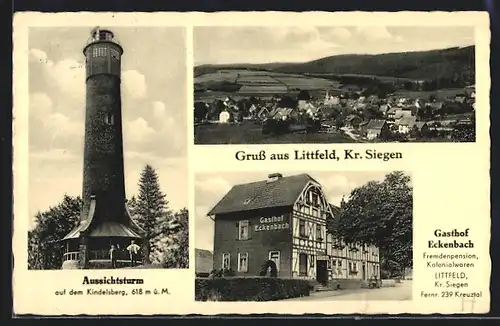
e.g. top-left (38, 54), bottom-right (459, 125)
top-left (398, 125), bottom-right (411, 134)
top-left (327, 235), bottom-right (380, 281)
top-left (219, 111), bottom-right (230, 123)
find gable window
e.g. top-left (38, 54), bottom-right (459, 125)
top-left (312, 192), bottom-right (319, 206)
top-left (242, 198), bottom-right (252, 205)
top-left (299, 253), bottom-right (307, 276)
top-left (269, 251), bottom-right (280, 272)
top-left (238, 220), bottom-right (249, 240)
top-left (238, 252), bottom-right (248, 272)
top-left (299, 219), bottom-right (306, 237)
top-left (222, 253), bottom-right (230, 270)
top-left (104, 113), bottom-right (115, 125)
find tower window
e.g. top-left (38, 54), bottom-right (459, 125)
top-left (92, 47), bottom-right (108, 57)
top-left (104, 113), bottom-right (115, 125)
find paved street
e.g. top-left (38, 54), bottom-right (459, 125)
top-left (283, 280), bottom-right (413, 301)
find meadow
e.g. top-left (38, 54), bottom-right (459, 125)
top-left (194, 121), bottom-right (356, 145)
top-left (194, 69), bottom-right (340, 98)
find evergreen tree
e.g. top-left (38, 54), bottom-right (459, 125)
top-left (328, 172), bottom-right (413, 276)
top-left (131, 165), bottom-right (172, 264)
top-left (150, 208), bottom-right (189, 268)
top-left (28, 195), bottom-right (82, 270)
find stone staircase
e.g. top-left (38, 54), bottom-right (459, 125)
top-left (309, 280), bottom-right (331, 292)
top-left (313, 284), bottom-right (330, 292)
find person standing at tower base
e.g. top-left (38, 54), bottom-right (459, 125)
top-left (127, 240), bottom-right (141, 267)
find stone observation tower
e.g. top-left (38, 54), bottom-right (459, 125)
top-left (61, 27), bottom-right (145, 269)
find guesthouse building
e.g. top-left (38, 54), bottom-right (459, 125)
top-left (208, 173), bottom-right (380, 287)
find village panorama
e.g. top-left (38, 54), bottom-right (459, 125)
top-left (194, 45), bottom-right (475, 145)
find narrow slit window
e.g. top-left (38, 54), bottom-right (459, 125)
top-left (104, 113), bottom-right (115, 125)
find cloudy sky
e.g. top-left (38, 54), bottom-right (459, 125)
top-left (194, 26), bottom-right (474, 65)
top-left (28, 27), bottom-right (187, 228)
top-left (195, 171), bottom-right (397, 251)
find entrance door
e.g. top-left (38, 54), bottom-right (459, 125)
top-left (316, 260), bottom-right (328, 284)
top-left (362, 263), bottom-right (366, 280)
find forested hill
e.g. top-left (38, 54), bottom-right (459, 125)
top-left (195, 46), bottom-right (475, 82)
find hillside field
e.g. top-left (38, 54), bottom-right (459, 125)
top-left (194, 121), bottom-right (355, 144)
top-left (194, 69), bottom-right (341, 99)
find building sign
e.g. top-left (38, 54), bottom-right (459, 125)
top-left (254, 215), bottom-right (290, 232)
top-left (316, 255), bottom-right (329, 261)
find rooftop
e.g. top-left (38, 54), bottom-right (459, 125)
top-left (208, 173), bottom-right (319, 215)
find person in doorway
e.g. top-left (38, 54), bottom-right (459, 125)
top-left (109, 245), bottom-right (117, 269)
top-left (126, 240), bottom-right (140, 267)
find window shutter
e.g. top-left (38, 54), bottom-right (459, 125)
top-left (248, 220), bottom-right (252, 239)
top-left (236, 221), bottom-right (240, 240)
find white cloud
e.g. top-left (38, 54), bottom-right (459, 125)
top-left (29, 48), bottom-right (54, 66)
top-left (50, 60), bottom-right (86, 100)
top-left (29, 49), bottom-right (85, 100)
top-left (356, 26), bottom-right (393, 41)
top-left (195, 177), bottom-right (232, 205)
top-left (122, 70), bottom-right (147, 99)
top-left (323, 175), bottom-right (357, 195)
top-left (29, 92), bottom-right (53, 118)
top-left (152, 101), bottom-right (166, 119)
top-left (125, 117), bottom-right (156, 144)
top-left (44, 112), bottom-right (83, 140)
top-left (321, 27), bottom-right (352, 43)
top-left (29, 148), bottom-right (79, 162)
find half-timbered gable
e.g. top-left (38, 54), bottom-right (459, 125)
top-left (291, 179), bottom-right (334, 280)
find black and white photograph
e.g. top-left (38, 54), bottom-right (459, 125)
top-left (193, 26), bottom-right (476, 144)
top-left (27, 26), bottom-right (189, 270)
top-left (195, 171), bottom-right (413, 301)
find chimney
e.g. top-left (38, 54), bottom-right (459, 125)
top-left (267, 173), bottom-right (283, 183)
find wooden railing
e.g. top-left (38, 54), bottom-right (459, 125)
top-left (63, 250), bottom-right (142, 262)
top-left (63, 251), bottom-right (79, 261)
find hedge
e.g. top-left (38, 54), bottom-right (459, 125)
top-left (195, 277), bottom-right (310, 301)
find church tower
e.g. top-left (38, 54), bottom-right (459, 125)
top-left (61, 27), bottom-right (145, 269)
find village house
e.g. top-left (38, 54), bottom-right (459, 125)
top-left (257, 106), bottom-right (270, 120)
top-left (414, 121), bottom-right (429, 136)
top-left (394, 110), bottom-right (413, 121)
top-left (455, 93), bottom-right (467, 104)
top-left (396, 116), bottom-right (418, 134)
top-left (208, 173), bottom-right (380, 288)
top-left (272, 108), bottom-right (295, 121)
top-left (219, 109), bottom-right (231, 123)
top-left (317, 105), bottom-right (338, 119)
top-left (386, 107), bottom-right (398, 120)
top-left (363, 119), bottom-right (390, 140)
top-left (345, 115), bottom-right (362, 129)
